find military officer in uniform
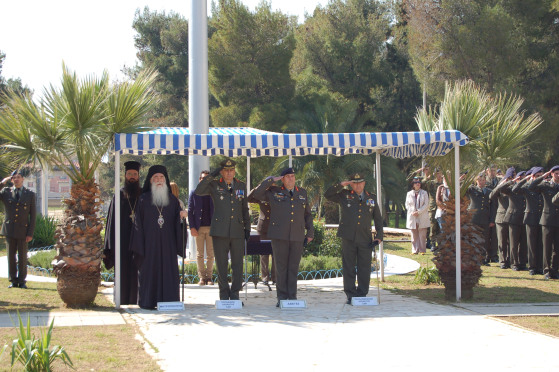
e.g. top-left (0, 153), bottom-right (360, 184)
top-left (423, 168), bottom-right (444, 250)
top-left (0, 169), bottom-right (37, 289)
top-left (195, 158), bottom-right (251, 300)
top-left (499, 171), bottom-right (528, 271)
top-left (490, 167), bottom-right (514, 269)
top-left (466, 172), bottom-right (495, 265)
top-left (513, 167), bottom-right (544, 275)
top-left (248, 186), bottom-right (276, 285)
top-left (252, 168), bottom-right (314, 307)
top-left (529, 166), bottom-right (559, 280)
top-left (324, 172), bottom-right (383, 304)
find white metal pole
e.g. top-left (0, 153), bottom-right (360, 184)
top-left (188, 0), bottom-right (209, 260)
top-left (376, 152), bottom-right (384, 281)
top-left (246, 157), bottom-right (251, 191)
top-left (454, 145), bottom-right (461, 301)
top-left (114, 152), bottom-right (121, 309)
top-left (41, 165), bottom-right (49, 216)
top-left (289, 154), bottom-right (293, 168)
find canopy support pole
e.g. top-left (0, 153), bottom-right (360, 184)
top-left (455, 144), bottom-right (461, 302)
top-left (114, 151), bottom-right (121, 309)
top-left (376, 152), bottom-right (384, 281)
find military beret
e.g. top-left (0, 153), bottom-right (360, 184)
top-left (516, 171), bottom-right (526, 177)
top-left (477, 172), bottom-right (486, 178)
top-left (532, 166), bottom-right (544, 175)
top-left (504, 167), bottom-right (515, 179)
top-left (550, 165), bottom-right (559, 172)
top-left (10, 169), bottom-right (24, 177)
top-left (280, 167), bottom-right (295, 177)
top-left (124, 161), bottom-right (141, 172)
top-left (349, 172), bottom-right (365, 182)
top-left (220, 158), bottom-right (236, 169)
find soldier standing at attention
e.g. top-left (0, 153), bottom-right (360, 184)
top-left (195, 159), bottom-right (250, 301)
top-left (0, 169), bottom-right (37, 289)
top-left (324, 172), bottom-right (383, 304)
top-left (513, 167), bottom-right (544, 275)
top-left (466, 173), bottom-right (494, 265)
top-left (252, 168), bottom-right (314, 307)
top-left (529, 166), bottom-right (559, 280)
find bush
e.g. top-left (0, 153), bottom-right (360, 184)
top-left (29, 215), bottom-right (57, 248)
top-left (303, 220), bottom-right (325, 257)
top-left (413, 266), bottom-right (441, 285)
top-left (320, 229), bottom-right (342, 257)
top-left (298, 255), bottom-right (342, 272)
top-left (28, 250), bottom-right (56, 270)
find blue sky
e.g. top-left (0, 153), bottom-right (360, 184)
top-left (0, 0), bottom-right (327, 94)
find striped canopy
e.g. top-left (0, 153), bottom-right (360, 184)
top-left (114, 127), bottom-right (469, 159)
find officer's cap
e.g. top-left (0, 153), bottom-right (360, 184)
top-left (220, 158), bottom-right (236, 169)
top-left (349, 172), bottom-right (365, 182)
top-left (280, 167), bottom-right (295, 177)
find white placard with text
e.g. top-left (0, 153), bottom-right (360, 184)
top-left (351, 297), bottom-right (379, 306)
top-left (280, 300), bottom-right (307, 309)
top-left (215, 300), bottom-right (243, 310)
top-left (157, 302), bottom-right (185, 311)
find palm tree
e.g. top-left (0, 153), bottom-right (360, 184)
top-left (0, 64), bottom-right (158, 306)
top-left (415, 80), bottom-right (542, 299)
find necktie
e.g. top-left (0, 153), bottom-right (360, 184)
top-left (289, 190), bottom-right (293, 197)
top-left (359, 195), bottom-right (363, 202)
top-left (16, 189), bottom-right (21, 201)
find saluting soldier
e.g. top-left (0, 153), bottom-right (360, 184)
top-left (195, 158), bottom-right (251, 301)
top-left (529, 166), bottom-right (559, 280)
top-left (252, 168), bottom-right (314, 307)
top-left (490, 167), bottom-right (514, 269)
top-left (513, 167), bottom-right (544, 275)
top-left (0, 169), bottom-right (37, 289)
top-left (466, 172), bottom-right (495, 265)
top-left (324, 172), bottom-right (383, 304)
top-left (500, 171), bottom-right (528, 271)
top-left (248, 186), bottom-right (276, 285)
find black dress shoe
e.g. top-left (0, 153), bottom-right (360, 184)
top-left (529, 269), bottom-right (536, 275)
top-left (346, 299), bottom-right (351, 305)
top-left (19, 283), bottom-right (27, 289)
top-left (8, 283), bottom-right (18, 288)
top-left (500, 264), bottom-right (508, 269)
top-left (276, 301), bottom-right (280, 308)
top-left (512, 266), bottom-right (519, 271)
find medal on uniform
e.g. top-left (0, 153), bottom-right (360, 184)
top-left (347, 204), bottom-right (351, 207)
top-left (220, 195), bottom-right (224, 200)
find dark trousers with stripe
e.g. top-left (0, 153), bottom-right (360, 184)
top-left (212, 237), bottom-right (244, 300)
top-left (7, 237), bottom-right (28, 285)
top-left (271, 239), bottom-right (303, 300)
top-left (342, 239), bottom-right (372, 299)
top-left (526, 224), bottom-right (543, 272)
top-left (541, 225), bottom-right (559, 276)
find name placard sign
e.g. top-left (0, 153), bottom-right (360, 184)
top-left (215, 300), bottom-right (243, 310)
top-left (351, 297), bottom-right (379, 306)
top-left (280, 300), bottom-right (307, 309)
top-left (157, 302), bottom-right (185, 311)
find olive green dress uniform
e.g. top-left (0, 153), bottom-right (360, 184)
top-left (0, 185), bottom-right (37, 286)
top-left (500, 181), bottom-right (528, 270)
top-left (490, 181), bottom-right (510, 267)
top-left (529, 175), bottom-right (559, 278)
top-left (252, 177), bottom-right (314, 301)
top-left (485, 176), bottom-right (500, 261)
top-left (513, 177), bottom-right (544, 274)
top-left (195, 172), bottom-right (250, 300)
top-left (467, 184), bottom-right (494, 262)
top-left (324, 183), bottom-right (383, 300)
top-left (247, 188), bottom-right (275, 282)
top-left (423, 179), bottom-right (442, 246)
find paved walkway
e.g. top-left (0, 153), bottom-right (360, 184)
top-left (2, 254), bottom-right (559, 371)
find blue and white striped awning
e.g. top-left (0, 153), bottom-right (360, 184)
top-left (114, 127), bottom-right (468, 159)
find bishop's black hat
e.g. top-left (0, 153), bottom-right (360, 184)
top-left (124, 161), bottom-right (141, 172)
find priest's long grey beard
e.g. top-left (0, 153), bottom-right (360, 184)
top-left (152, 183), bottom-right (170, 207)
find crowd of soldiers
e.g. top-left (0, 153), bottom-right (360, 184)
top-left (414, 164), bottom-right (559, 280)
